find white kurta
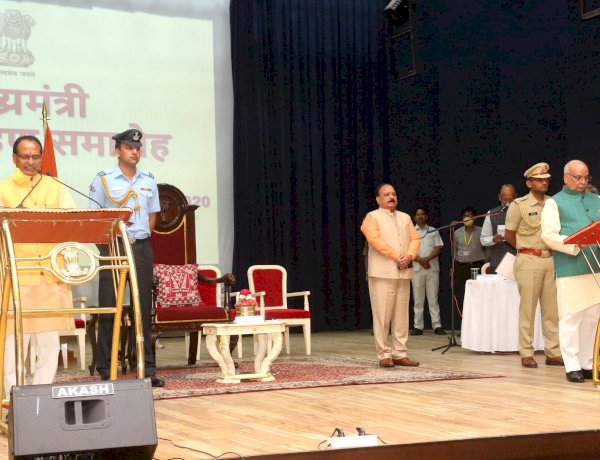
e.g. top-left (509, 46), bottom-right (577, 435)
top-left (541, 198), bottom-right (600, 314)
top-left (541, 197), bottom-right (600, 372)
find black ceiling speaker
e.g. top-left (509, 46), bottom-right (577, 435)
top-left (384, 0), bottom-right (410, 25)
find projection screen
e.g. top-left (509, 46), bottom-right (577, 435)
top-left (0, 0), bottom-right (233, 268)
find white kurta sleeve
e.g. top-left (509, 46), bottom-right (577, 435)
top-left (540, 198), bottom-right (579, 255)
top-left (480, 215), bottom-right (494, 246)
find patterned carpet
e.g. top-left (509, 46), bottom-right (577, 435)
top-left (54, 356), bottom-right (502, 401)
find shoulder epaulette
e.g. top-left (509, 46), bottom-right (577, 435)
top-left (514, 196), bottom-right (527, 203)
top-left (96, 171), bottom-right (106, 177)
top-left (142, 171), bottom-right (154, 179)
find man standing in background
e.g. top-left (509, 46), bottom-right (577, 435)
top-left (452, 207), bottom-right (488, 316)
top-left (480, 184), bottom-right (517, 273)
top-left (361, 183), bottom-right (421, 368)
top-left (410, 206), bottom-right (445, 336)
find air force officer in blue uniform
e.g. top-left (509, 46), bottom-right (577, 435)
top-left (88, 129), bottom-right (164, 387)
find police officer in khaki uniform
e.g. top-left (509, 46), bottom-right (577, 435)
top-left (505, 163), bottom-right (562, 368)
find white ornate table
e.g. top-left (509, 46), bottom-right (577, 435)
top-left (461, 275), bottom-right (545, 353)
top-left (202, 321), bottom-right (285, 384)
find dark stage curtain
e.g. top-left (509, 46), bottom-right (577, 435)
top-left (230, 0), bottom-right (396, 330)
top-left (230, 0), bottom-right (600, 333)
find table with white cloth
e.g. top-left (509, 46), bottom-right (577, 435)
top-left (461, 275), bottom-right (545, 352)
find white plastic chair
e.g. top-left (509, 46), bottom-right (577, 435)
top-left (29, 296), bottom-right (87, 372)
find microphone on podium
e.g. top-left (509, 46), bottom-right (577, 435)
top-left (44, 172), bottom-right (104, 208)
top-left (16, 169), bottom-right (44, 208)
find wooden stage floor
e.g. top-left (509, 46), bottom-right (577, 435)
top-left (2, 330), bottom-right (600, 459)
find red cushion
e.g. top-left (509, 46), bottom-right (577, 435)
top-left (198, 268), bottom-right (218, 305)
top-left (156, 304), bottom-right (228, 322)
top-left (251, 269), bottom-right (284, 306)
top-left (264, 309), bottom-right (310, 319)
top-left (74, 319), bottom-right (85, 328)
top-left (154, 264), bottom-right (202, 307)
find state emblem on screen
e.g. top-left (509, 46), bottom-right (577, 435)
top-left (0, 9), bottom-right (36, 67)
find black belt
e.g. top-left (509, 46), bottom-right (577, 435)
top-left (118, 236), bottom-right (150, 245)
top-left (456, 261), bottom-right (482, 268)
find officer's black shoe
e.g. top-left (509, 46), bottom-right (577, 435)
top-left (150, 376), bottom-right (165, 387)
top-left (581, 369), bottom-right (597, 380)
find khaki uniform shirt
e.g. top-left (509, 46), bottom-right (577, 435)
top-left (505, 192), bottom-right (550, 250)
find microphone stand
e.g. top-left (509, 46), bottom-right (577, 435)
top-left (431, 208), bottom-right (506, 354)
top-left (16, 169), bottom-right (44, 208)
top-left (45, 173), bottom-right (104, 208)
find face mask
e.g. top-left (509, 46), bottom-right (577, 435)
top-left (463, 217), bottom-right (474, 227)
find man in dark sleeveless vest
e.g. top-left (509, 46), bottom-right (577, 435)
top-left (480, 184), bottom-right (518, 273)
top-left (505, 164), bottom-right (561, 369)
top-left (541, 159), bottom-right (600, 383)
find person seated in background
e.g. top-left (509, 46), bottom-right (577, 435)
top-left (480, 184), bottom-right (517, 273)
top-left (410, 206), bottom-right (445, 336)
top-left (452, 207), bottom-right (488, 316)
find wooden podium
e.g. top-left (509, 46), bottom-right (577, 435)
top-left (564, 220), bottom-right (600, 387)
top-left (0, 209), bottom-right (145, 408)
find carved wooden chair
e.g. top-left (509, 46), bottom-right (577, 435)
top-left (150, 184), bottom-right (235, 365)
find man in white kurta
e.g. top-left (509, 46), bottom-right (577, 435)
top-left (541, 160), bottom-right (600, 383)
top-left (0, 135), bottom-right (75, 394)
top-left (361, 184), bottom-right (420, 368)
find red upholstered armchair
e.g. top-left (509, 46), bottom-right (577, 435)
top-left (150, 184), bottom-right (235, 365)
top-left (248, 265), bottom-right (311, 355)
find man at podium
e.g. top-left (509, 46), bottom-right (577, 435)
top-left (541, 159), bottom-right (600, 383)
top-left (0, 135), bottom-right (76, 391)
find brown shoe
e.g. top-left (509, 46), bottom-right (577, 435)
top-left (379, 358), bottom-right (394, 368)
top-left (521, 357), bottom-right (538, 368)
top-left (545, 356), bottom-right (564, 366)
top-left (393, 357), bottom-right (420, 367)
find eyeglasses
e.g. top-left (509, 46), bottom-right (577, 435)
top-left (14, 153), bottom-right (43, 162)
top-left (566, 173), bottom-right (592, 183)
top-left (567, 173), bottom-right (592, 182)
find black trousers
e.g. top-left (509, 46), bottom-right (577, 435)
top-left (96, 239), bottom-right (156, 378)
top-left (453, 260), bottom-right (485, 314)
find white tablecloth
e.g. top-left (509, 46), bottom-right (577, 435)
top-left (461, 275), bottom-right (545, 352)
